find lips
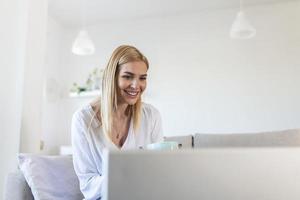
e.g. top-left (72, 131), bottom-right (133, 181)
top-left (124, 90), bottom-right (139, 97)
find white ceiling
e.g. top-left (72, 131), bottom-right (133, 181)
top-left (48, 0), bottom-right (295, 27)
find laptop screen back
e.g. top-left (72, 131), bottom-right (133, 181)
top-left (103, 148), bottom-right (300, 200)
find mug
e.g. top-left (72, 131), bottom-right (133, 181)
top-left (146, 141), bottom-right (179, 150)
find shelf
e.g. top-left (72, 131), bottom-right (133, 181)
top-left (69, 90), bottom-right (101, 98)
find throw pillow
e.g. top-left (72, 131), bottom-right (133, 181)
top-left (18, 154), bottom-right (84, 200)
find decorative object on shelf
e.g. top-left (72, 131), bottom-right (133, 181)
top-left (70, 82), bottom-right (87, 94)
top-left (91, 68), bottom-right (104, 90)
top-left (69, 68), bottom-right (104, 98)
top-left (230, 0), bottom-right (256, 39)
top-left (71, 0), bottom-right (95, 55)
top-left (86, 73), bottom-right (93, 91)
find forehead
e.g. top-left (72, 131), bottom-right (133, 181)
top-left (119, 61), bottom-right (148, 74)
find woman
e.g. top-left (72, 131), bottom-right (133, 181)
top-left (71, 45), bottom-right (163, 200)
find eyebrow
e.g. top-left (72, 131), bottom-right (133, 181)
top-left (123, 72), bottom-right (147, 76)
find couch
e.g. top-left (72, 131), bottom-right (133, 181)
top-left (5, 129), bottom-right (300, 200)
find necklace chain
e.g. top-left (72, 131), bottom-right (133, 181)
top-left (112, 115), bottom-right (130, 142)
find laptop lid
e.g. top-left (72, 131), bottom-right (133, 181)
top-left (103, 148), bottom-right (300, 200)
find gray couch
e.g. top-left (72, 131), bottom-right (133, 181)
top-left (5, 171), bottom-right (34, 200)
top-left (5, 129), bottom-right (300, 200)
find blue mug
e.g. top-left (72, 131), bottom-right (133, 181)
top-left (146, 141), bottom-right (179, 150)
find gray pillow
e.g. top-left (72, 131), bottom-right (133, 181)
top-left (18, 154), bottom-right (84, 200)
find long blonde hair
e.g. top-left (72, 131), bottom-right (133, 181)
top-left (92, 45), bottom-right (149, 140)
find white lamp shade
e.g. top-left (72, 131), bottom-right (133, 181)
top-left (230, 11), bottom-right (256, 39)
top-left (72, 30), bottom-right (95, 55)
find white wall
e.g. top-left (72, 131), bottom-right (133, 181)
top-left (41, 16), bottom-right (92, 154)
top-left (43, 1), bottom-right (300, 153)
top-left (0, 0), bottom-right (28, 198)
top-left (20, 0), bottom-right (48, 153)
top-left (41, 16), bottom-right (65, 154)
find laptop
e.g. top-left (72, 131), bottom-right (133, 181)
top-left (103, 148), bottom-right (300, 200)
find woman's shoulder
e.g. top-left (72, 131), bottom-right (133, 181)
top-left (142, 103), bottom-right (161, 118)
top-left (72, 104), bottom-right (95, 125)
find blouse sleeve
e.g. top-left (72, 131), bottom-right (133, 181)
top-left (150, 106), bottom-right (164, 143)
top-left (71, 112), bottom-right (104, 200)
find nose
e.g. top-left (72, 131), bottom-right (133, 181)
top-left (130, 79), bottom-right (138, 89)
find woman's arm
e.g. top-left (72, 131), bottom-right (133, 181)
top-left (150, 107), bottom-right (164, 143)
top-left (72, 112), bottom-right (104, 200)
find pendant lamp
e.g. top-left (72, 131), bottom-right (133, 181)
top-left (230, 0), bottom-right (256, 39)
top-left (71, 0), bottom-right (95, 55)
top-left (72, 30), bottom-right (95, 55)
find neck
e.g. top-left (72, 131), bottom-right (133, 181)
top-left (115, 103), bottom-right (129, 119)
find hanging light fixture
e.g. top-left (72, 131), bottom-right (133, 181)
top-left (71, 0), bottom-right (95, 55)
top-left (72, 30), bottom-right (95, 55)
top-left (230, 0), bottom-right (256, 39)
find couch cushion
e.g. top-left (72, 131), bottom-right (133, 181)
top-left (194, 129), bottom-right (300, 148)
top-left (18, 154), bottom-right (84, 200)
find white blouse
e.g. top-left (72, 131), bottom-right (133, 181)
top-left (71, 103), bottom-right (163, 200)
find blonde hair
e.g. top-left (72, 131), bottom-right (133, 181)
top-left (92, 45), bottom-right (149, 140)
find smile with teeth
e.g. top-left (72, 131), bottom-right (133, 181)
top-left (124, 90), bottom-right (139, 97)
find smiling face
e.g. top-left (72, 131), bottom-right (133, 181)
top-left (117, 61), bottom-right (148, 106)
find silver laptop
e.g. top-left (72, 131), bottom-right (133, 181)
top-left (103, 148), bottom-right (300, 200)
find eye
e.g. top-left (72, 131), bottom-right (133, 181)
top-left (140, 77), bottom-right (147, 81)
top-left (122, 75), bottom-right (132, 80)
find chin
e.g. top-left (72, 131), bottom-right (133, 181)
top-left (126, 99), bottom-right (138, 105)
top-left (125, 96), bottom-right (141, 105)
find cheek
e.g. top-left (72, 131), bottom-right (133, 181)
top-left (140, 81), bottom-right (147, 92)
top-left (118, 79), bottom-right (128, 90)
